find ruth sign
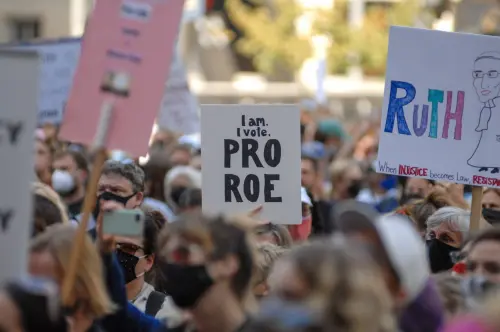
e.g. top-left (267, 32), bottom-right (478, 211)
top-left (201, 105), bottom-right (301, 224)
top-left (377, 27), bottom-right (500, 188)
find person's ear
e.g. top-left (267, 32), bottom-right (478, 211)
top-left (144, 253), bottom-right (155, 272)
top-left (136, 191), bottom-right (144, 204)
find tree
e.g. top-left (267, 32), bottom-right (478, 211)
top-left (225, 0), bottom-right (311, 75)
top-left (226, 0), bottom-right (419, 76)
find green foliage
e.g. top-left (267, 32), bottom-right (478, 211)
top-left (226, 0), bottom-right (418, 76)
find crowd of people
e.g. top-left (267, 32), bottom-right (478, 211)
top-left (2, 117), bottom-right (500, 332)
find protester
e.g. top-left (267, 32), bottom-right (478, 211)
top-left (35, 137), bottom-right (53, 186)
top-left (426, 207), bottom-right (470, 273)
top-left (0, 278), bottom-right (67, 332)
top-left (114, 210), bottom-right (183, 324)
top-left (336, 204), bottom-right (445, 332)
top-left (254, 223), bottom-right (294, 248)
top-left (264, 237), bottom-right (396, 332)
top-left (32, 182), bottom-right (68, 236)
top-left (177, 187), bottom-right (202, 214)
top-left (163, 166), bottom-right (202, 215)
top-left (481, 188), bottom-right (500, 225)
top-left (433, 273), bottom-right (466, 321)
top-left (329, 158), bottom-right (363, 202)
top-left (403, 178), bottom-right (434, 200)
top-left (169, 144), bottom-right (193, 167)
top-left (142, 153), bottom-right (175, 221)
top-left (76, 159), bottom-right (145, 237)
top-left (155, 213), bottom-right (255, 332)
top-left (465, 228), bottom-right (500, 285)
top-left (357, 167), bottom-right (399, 213)
top-left (52, 149), bottom-right (89, 219)
top-left (287, 188), bottom-right (314, 242)
top-left (253, 243), bottom-right (289, 300)
top-left (29, 225), bottom-right (117, 331)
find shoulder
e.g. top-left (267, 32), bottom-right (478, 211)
top-left (156, 295), bottom-right (185, 327)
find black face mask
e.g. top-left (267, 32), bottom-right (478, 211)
top-left (427, 238), bottom-right (458, 273)
top-left (92, 191), bottom-right (136, 220)
top-left (483, 208), bottom-right (500, 225)
top-left (347, 180), bottom-right (363, 198)
top-left (170, 186), bottom-right (188, 206)
top-left (159, 262), bottom-right (214, 309)
top-left (116, 249), bottom-right (143, 284)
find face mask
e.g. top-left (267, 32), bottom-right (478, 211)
top-left (259, 297), bottom-right (318, 329)
top-left (483, 208), bottom-right (500, 225)
top-left (51, 170), bottom-right (76, 195)
top-left (116, 249), bottom-right (145, 284)
top-left (92, 191), bottom-right (136, 220)
top-left (427, 238), bottom-right (458, 273)
top-left (347, 180), bottom-right (363, 198)
top-left (159, 262), bottom-right (213, 309)
top-left (170, 186), bottom-right (188, 206)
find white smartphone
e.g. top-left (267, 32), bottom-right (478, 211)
top-left (102, 209), bottom-right (144, 237)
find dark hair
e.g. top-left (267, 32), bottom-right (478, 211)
top-left (33, 194), bottom-right (64, 236)
top-left (159, 214), bottom-right (254, 301)
top-left (53, 150), bottom-right (89, 174)
top-left (179, 188), bottom-right (202, 209)
top-left (141, 153), bottom-right (171, 201)
top-left (101, 160), bottom-right (145, 193)
top-left (142, 210), bottom-right (165, 290)
top-left (301, 155), bottom-right (319, 173)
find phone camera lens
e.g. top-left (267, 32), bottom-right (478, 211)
top-left (135, 214), bottom-right (141, 222)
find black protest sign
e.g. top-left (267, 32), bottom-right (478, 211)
top-left (201, 105), bottom-right (301, 224)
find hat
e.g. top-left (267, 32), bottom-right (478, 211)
top-left (301, 187), bottom-right (312, 206)
top-left (374, 214), bottom-right (429, 303)
top-left (317, 119), bottom-right (346, 139)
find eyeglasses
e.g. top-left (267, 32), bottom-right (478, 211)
top-left (116, 242), bottom-right (144, 255)
top-left (473, 70), bottom-right (499, 79)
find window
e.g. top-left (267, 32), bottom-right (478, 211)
top-left (9, 18), bottom-right (41, 41)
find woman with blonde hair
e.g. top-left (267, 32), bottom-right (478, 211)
top-left (262, 237), bottom-right (396, 332)
top-left (29, 224), bottom-right (116, 331)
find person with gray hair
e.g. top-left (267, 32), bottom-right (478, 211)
top-left (72, 159), bottom-right (146, 240)
top-left (426, 207), bottom-right (470, 273)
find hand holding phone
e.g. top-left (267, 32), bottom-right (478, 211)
top-left (102, 209), bottom-right (145, 237)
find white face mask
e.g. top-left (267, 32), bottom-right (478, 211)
top-left (51, 170), bottom-right (76, 194)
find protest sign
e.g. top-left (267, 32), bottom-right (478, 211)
top-left (0, 50), bottom-right (39, 282)
top-left (201, 105), bottom-right (301, 224)
top-left (2, 38), bottom-right (81, 125)
top-left (377, 27), bottom-right (500, 189)
top-left (60, 0), bottom-right (185, 156)
top-left (183, 0), bottom-right (205, 23)
top-left (157, 50), bottom-right (200, 135)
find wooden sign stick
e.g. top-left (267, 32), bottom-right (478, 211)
top-left (61, 100), bottom-right (113, 306)
top-left (469, 186), bottom-right (483, 232)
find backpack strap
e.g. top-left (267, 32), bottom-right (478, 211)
top-left (145, 291), bottom-right (166, 317)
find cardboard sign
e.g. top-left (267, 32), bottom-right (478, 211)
top-left (2, 38), bottom-right (81, 125)
top-left (201, 105), bottom-right (301, 224)
top-left (0, 50), bottom-right (39, 282)
top-left (377, 27), bottom-right (500, 188)
top-left (157, 50), bottom-right (200, 135)
top-left (60, 0), bottom-right (185, 156)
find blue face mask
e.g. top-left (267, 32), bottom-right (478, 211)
top-left (258, 297), bottom-right (319, 329)
top-left (380, 176), bottom-right (398, 191)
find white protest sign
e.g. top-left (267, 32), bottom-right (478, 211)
top-left (183, 0), bottom-right (205, 23)
top-left (377, 27), bottom-right (500, 188)
top-left (0, 50), bottom-right (39, 283)
top-left (157, 50), bottom-right (200, 134)
top-left (3, 38), bottom-right (81, 125)
top-left (201, 105), bottom-right (301, 224)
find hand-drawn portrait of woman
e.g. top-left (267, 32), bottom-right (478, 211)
top-left (468, 52), bottom-right (500, 174)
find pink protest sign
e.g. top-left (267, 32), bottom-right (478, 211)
top-left (60, 0), bottom-right (185, 156)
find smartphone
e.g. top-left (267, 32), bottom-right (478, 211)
top-left (102, 209), bottom-right (145, 237)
